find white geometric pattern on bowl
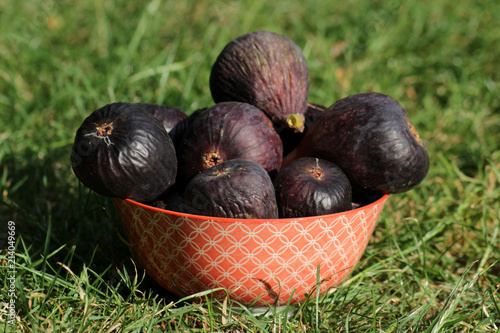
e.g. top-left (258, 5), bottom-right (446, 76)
top-left (113, 194), bottom-right (389, 306)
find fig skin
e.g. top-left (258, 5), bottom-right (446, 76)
top-left (184, 159), bottom-right (279, 219)
top-left (283, 92), bottom-right (429, 194)
top-left (135, 103), bottom-right (188, 148)
top-left (150, 189), bottom-right (186, 213)
top-left (274, 157), bottom-right (352, 218)
top-left (177, 101), bottom-right (283, 182)
top-left (70, 102), bottom-right (177, 203)
top-left (209, 30), bottom-right (309, 132)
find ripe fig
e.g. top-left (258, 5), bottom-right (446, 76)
top-left (210, 30), bottom-right (309, 132)
top-left (136, 103), bottom-right (188, 148)
top-left (184, 159), bottom-right (279, 219)
top-left (274, 157), bottom-right (352, 218)
top-left (177, 101), bottom-right (283, 182)
top-left (283, 93), bottom-right (429, 194)
top-left (70, 102), bottom-right (177, 203)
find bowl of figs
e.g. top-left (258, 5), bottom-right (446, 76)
top-left (70, 31), bottom-right (429, 307)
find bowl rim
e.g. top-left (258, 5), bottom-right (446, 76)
top-left (117, 194), bottom-right (390, 225)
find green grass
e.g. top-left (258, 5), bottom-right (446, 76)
top-left (1, 0), bottom-right (500, 331)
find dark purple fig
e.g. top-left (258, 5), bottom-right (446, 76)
top-left (184, 159), bottom-right (278, 219)
top-left (184, 107), bottom-right (208, 126)
top-left (351, 192), bottom-right (385, 208)
top-left (150, 189), bottom-right (185, 213)
top-left (70, 102), bottom-right (177, 203)
top-left (283, 92), bottom-right (429, 194)
top-left (279, 102), bottom-right (325, 155)
top-left (274, 157), bottom-right (352, 218)
top-left (135, 103), bottom-right (188, 148)
top-left (177, 101), bottom-right (283, 182)
top-left (210, 30), bottom-right (309, 133)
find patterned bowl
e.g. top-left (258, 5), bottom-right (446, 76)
top-left (113, 194), bottom-right (389, 307)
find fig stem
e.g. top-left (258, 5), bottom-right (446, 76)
top-left (96, 122), bottom-right (114, 137)
top-left (84, 122), bottom-right (115, 146)
top-left (308, 158), bottom-right (324, 179)
top-left (286, 113), bottom-right (305, 132)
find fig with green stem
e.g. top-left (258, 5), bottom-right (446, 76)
top-left (210, 30), bottom-right (310, 133)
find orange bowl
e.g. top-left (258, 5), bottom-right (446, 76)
top-left (113, 194), bottom-right (389, 307)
